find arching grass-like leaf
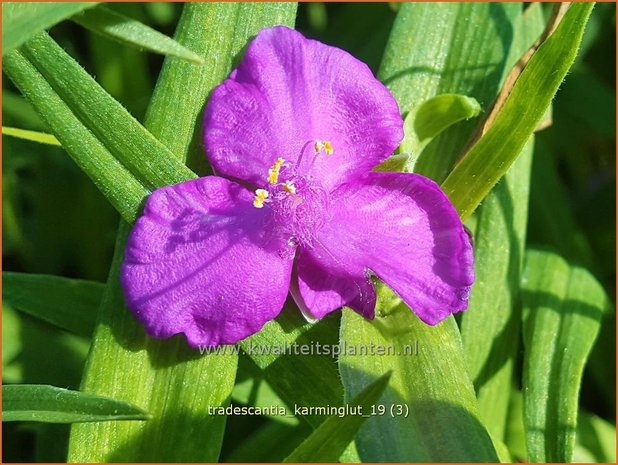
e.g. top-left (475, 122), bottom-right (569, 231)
top-left (377, 94), bottom-right (481, 173)
top-left (340, 287), bottom-right (498, 462)
top-left (442, 3), bottom-right (595, 220)
top-left (2, 272), bottom-right (103, 338)
top-left (16, 33), bottom-right (196, 191)
top-left (380, 2), bottom-right (523, 183)
top-left (72, 6), bottom-right (204, 64)
top-left (459, 3), bottom-right (546, 447)
top-left (2, 126), bottom-right (60, 146)
top-left (3, 49), bottom-right (149, 223)
top-left (522, 249), bottom-right (610, 462)
top-left (2, 2), bottom-right (99, 54)
top-left (3, 385), bottom-right (149, 423)
top-left (459, 140), bottom-right (533, 444)
top-left (340, 3), bottom-right (520, 462)
top-left (283, 372), bottom-right (391, 463)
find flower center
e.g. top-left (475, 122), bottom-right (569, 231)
top-left (253, 140), bottom-right (333, 256)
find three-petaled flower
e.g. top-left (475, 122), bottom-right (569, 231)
top-left (120, 26), bottom-right (474, 347)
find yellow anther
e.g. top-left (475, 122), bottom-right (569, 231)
top-left (282, 181), bottom-right (296, 194)
top-left (253, 189), bottom-right (269, 208)
top-left (267, 157), bottom-right (285, 184)
top-left (323, 140), bottom-right (333, 155)
top-left (315, 140), bottom-right (333, 155)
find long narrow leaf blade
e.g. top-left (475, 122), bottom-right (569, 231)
top-left (2, 2), bottom-right (99, 54)
top-left (460, 140), bottom-right (533, 443)
top-left (283, 372), bottom-right (391, 463)
top-left (459, 4), bottom-right (546, 444)
top-left (2, 272), bottom-right (103, 338)
top-left (242, 308), bottom-right (345, 428)
top-left (380, 2), bottom-right (522, 183)
top-left (3, 51), bottom-right (149, 223)
top-left (18, 32), bottom-right (196, 191)
top-left (3, 385), bottom-right (149, 423)
top-left (522, 249), bottom-right (609, 462)
top-left (72, 6), bottom-right (204, 64)
top-left (340, 285), bottom-right (498, 462)
top-left (442, 3), bottom-right (594, 220)
top-left (2, 126), bottom-right (61, 146)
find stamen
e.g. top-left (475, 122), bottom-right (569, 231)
top-left (282, 181), bottom-right (296, 194)
top-left (314, 140), bottom-right (334, 156)
top-left (267, 157), bottom-right (285, 184)
top-left (253, 188), bottom-right (269, 208)
top-left (323, 140), bottom-right (333, 155)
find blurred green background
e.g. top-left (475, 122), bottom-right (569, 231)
top-left (2, 3), bottom-right (615, 462)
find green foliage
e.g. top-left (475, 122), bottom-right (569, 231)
top-left (522, 249), bottom-right (610, 462)
top-left (460, 140), bottom-right (533, 443)
top-left (2, 127), bottom-right (61, 146)
top-left (3, 272), bottom-right (103, 338)
top-left (378, 93), bottom-right (481, 172)
top-left (2, 2), bottom-right (99, 54)
top-left (409, 94), bottom-right (481, 150)
top-left (340, 286), bottom-right (498, 462)
top-left (72, 6), bottom-right (204, 64)
top-left (3, 50), bottom-right (150, 223)
top-left (2, 2), bottom-right (613, 464)
top-left (442, 3), bottom-right (595, 220)
top-left (575, 410), bottom-right (617, 463)
top-left (459, 3), bottom-right (545, 445)
top-left (380, 2), bottom-right (522, 183)
top-left (3, 385), bottom-right (149, 423)
top-left (283, 373), bottom-right (391, 462)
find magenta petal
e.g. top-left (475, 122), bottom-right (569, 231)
top-left (204, 26), bottom-right (403, 190)
top-left (295, 172), bottom-right (474, 324)
top-left (292, 250), bottom-right (377, 319)
top-left (120, 177), bottom-right (293, 347)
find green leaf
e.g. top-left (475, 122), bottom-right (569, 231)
top-left (72, 6), bottom-right (204, 64)
top-left (404, 94), bottom-right (481, 153)
top-left (378, 94), bottom-right (481, 172)
top-left (68, 3), bottom-right (298, 462)
top-left (575, 410), bottom-right (616, 463)
top-left (283, 372), bottom-right (391, 463)
top-left (504, 389), bottom-right (527, 461)
top-left (380, 2), bottom-right (522, 183)
top-left (414, 93), bottom-right (481, 141)
top-left (2, 272), bottom-right (103, 338)
top-left (460, 139), bottom-right (533, 444)
top-left (2, 2), bottom-right (99, 54)
top-left (442, 3), bottom-right (595, 220)
top-left (340, 285), bottom-right (498, 462)
top-left (232, 364), bottom-right (299, 426)
top-left (3, 51), bottom-right (150, 223)
top-left (17, 32), bottom-right (197, 191)
top-left (240, 308), bottom-right (345, 429)
top-left (3, 385), bottom-right (149, 423)
top-left (226, 421), bottom-right (310, 462)
top-left (2, 305), bottom-right (22, 367)
top-left (521, 249), bottom-right (610, 462)
top-left (459, 4), bottom-right (545, 445)
top-left (2, 90), bottom-right (45, 129)
top-left (2, 126), bottom-right (61, 146)
top-left (144, 2), bottom-right (297, 173)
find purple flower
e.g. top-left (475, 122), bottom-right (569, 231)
top-left (120, 26), bottom-right (474, 347)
